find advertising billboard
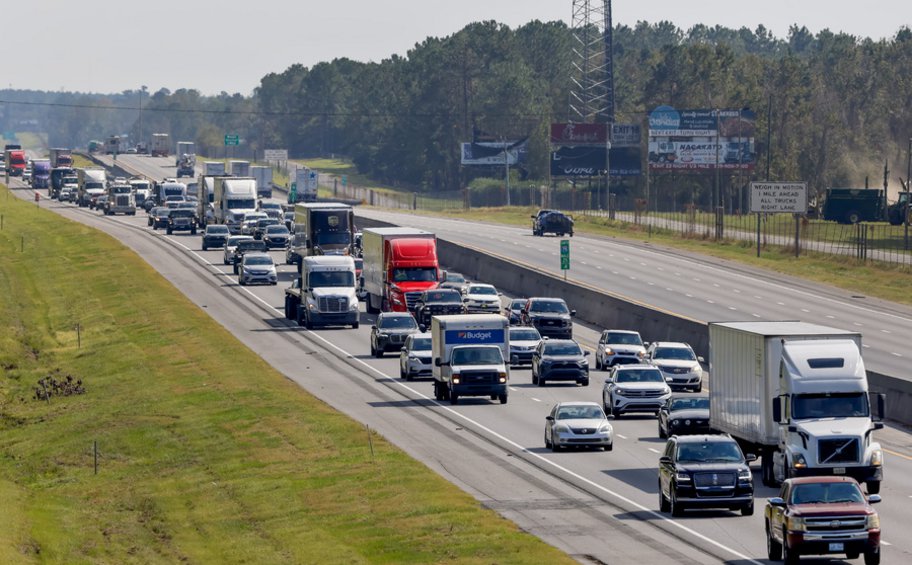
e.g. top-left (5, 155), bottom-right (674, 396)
top-left (461, 140), bottom-right (528, 166)
top-left (550, 146), bottom-right (641, 177)
top-left (550, 123), bottom-right (641, 147)
top-left (648, 106), bottom-right (756, 171)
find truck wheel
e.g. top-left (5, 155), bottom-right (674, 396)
top-left (669, 488), bottom-right (684, 517)
top-left (580, 378), bottom-right (589, 386)
top-left (499, 394), bottom-right (507, 404)
top-left (659, 484), bottom-right (670, 513)
top-left (658, 420), bottom-right (667, 439)
top-left (304, 313), bottom-right (313, 330)
top-left (538, 376), bottom-right (546, 387)
top-left (191, 228), bottom-right (197, 235)
top-left (352, 322), bottom-right (359, 329)
top-left (782, 529), bottom-right (799, 565)
top-left (863, 549), bottom-right (880, 565)
top-left (449, 392), bottom-right (459, 405)
top-left (202, 244), bottom-right (208, 251)
top-left (761, 453), bottom-right (776, 487)
top-left (296, 305), bottom-right (305, 326)
top-left (167, 228), bottom-right (173, 235)
top-left (866, 480), bottom-right (881, 495)
top-left (846, 210), bottom-right (861, 224)
top-left (741, 500), bottom-right (754, 516)
top-left (766, 521), bottom-right (782, 560)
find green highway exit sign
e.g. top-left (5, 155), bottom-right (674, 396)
top-left (224, 134), bottom-right (240, 146)
top-left (560, 239), bottom-right (570, 270)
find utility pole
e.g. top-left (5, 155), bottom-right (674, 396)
top-left (139, 85), bottom-right (147, 150)
top-left (503, 139), bottom-right (511, 207)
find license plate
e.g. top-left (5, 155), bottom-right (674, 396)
top-left (833, 467), bottom-right (846, 474)
top-left (829, 543), bottom-right (844, 552)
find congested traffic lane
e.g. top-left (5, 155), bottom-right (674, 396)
top-left (355, 208), bottom-right (912, 381)
top-left (14, 178), bottom-right (912, 565)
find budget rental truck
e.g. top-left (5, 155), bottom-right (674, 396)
top-left (708, 321), bottom-right (885, 493)
top-left (361, 227), bottom-right (440, 314)
top-left (432, 314), bottom-right (510, 405)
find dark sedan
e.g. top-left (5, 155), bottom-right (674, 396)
top-left (262, 225), bottom-right (290, 249)
top-left (201, 224), bottom-right (230, 251)
top-left (149, 207), bottom-right (172, 229)
top-left (658, 394), bottom-right (710, 438)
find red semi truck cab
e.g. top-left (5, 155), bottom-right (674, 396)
top-left (362, 227), bottom-right (440, 313)
top-left (5, 150), bottom-right (26, 176)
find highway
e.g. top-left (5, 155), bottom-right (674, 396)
top-left (13, 154), bottom-right (912, 564)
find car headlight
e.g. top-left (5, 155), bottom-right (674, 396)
top-left (349, 300), bottom-right (359, 311)
top-left (637, 350), bottom-right (646, 358)
top-left (377, 333), bottom-right (388, 339)
top-left (871, 448), bottom-right (883, 466)
top-left (598, 423), bottom-right (612, 433)
top-left (786, 516), bottom-right (806, 532)
top-left (604, 347), bottom-right (615, 355)
top-left (738, 468), bottom-right (752, 481)
top-left (792, 453), bottom-right (807, 469)
top-left (498, 372), bottom-right (507, 383)
top-left (865, 513), bottom-right (880, 529)
top-left (580, 359), bottom-right (589, 366)
top-left (555, 424), bottom-right (571, 433)
top-left (675, 471), bottom-right (691, 482)
top-left (452, 374), bottom-right (461, 384)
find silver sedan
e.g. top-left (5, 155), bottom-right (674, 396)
top-left (544, 401), bottom-right (613, 452)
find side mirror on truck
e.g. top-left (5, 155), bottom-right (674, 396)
top-left (772, 396), bottom-right (783, 423)
top-left (871, 393), bottom-right (886, 427)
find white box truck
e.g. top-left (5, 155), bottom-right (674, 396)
top-left (708, 321), bottom-right (885, 493)
top-left (283, 256), bottom-right (359, 329)
top-left (204, 161), bottom-right (226, 176)
top-left (229, 160), bottom-right (250, 177)
top-left (432, 314), bottom-right (509, 405)
top-left (176, 141), bottom-right (195, 163)
top-left (251, 165), bottom-right (273, 198)
top-left (76, 168), bottom-right (107, 207)
top-left (213, 177), bottom-right (257, 233)
top-left (293, 167), bottom-right (318, 202)
top-left (151, 133), bottom-right (170, 157)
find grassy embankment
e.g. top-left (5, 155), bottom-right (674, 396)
top-left (0, 182), bottom-right (574, 564)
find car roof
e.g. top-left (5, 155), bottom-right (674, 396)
top-left (243, 252), bottom-right (272, 259)
top-left (555, 401), bottom-right (601, 408)
top-left (614, 364), bottom-right (660, 371)
top-left (670, 393), bottom-right (709, 400)
top-left (673, 434), bottom-right (735, 444)
top-left (528, 297), bottom-right (565, 303)
top-left (652, 342), bottom-right (692, 348)
top-left (379, 312), bottom-right (413, 318)
top-left (786, 476), bottom-right (861, 486)
top-left (605, 329), bottom-right (640, 335)
top-left (543, 339), bottom-right (579, 346)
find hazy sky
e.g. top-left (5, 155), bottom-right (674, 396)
top-left (9, 1), bottom-right (909, 96)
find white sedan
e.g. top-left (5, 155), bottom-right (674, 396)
top-left (462, 283), bottom-right (502, 313)
top-left (544, 401), bottom-right (613, 452)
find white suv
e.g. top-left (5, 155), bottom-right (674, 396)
top-left (645, 341), bottom-right (704, 392)
top-left (596, 329), bottom-right (646, 369)
top-left (399, 333), bottom-right (432, 380)
top-left (238, 252), bottom-right (277, 286)
top-left (602, 364), bottom-right (672, 418)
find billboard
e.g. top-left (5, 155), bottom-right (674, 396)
top-left (550, 146), bottom-right (641, 177)
top-left (648, 106), bottom-right (756, 171)
top-left (461, 140), bottom-right (528, 166)
top-left (550, 123), bottom-right (641, 147)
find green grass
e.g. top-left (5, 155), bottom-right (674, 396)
top-left (70, 154), bottom-right (95, 169)
top-left (0, 182), bottom-right (576, 564)
top-left (380, 205), bottom-right (912, 307)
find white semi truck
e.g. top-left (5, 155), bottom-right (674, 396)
top-left (283, 256), bottom-right (359, 329)
top-left (293, 167), bottom-right (318, 202)
top-left (76, 168), bottom-right (107, 207)
top-left (213, 177), bottom-right (257, 233)
top-left (708, 321), bottom-right (885, 493)
top-left (432, 314), bottom-right (510, 405)
top-left (104, 183), bottom-right (136, 215)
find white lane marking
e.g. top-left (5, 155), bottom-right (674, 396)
top-left (801, 309), bottom-right (810, 313)
top-left (685, 294), bottom-right (693, 298)
top-left (854, 322), bottom-right (863, 326)
top-left (639, 262), bottom-right (647, 266)
top-left (713, 283), bottom-right (720, 288)
top-left (648, 448), bottom-right (661, 454)
top-left (513, 241), bottom-right (518, 245)
top-left (675, 272), bottom-right (682, 276)
top-left (596, 266), bottom-right (603, 270)
top-left (826, 315), bottom-right (835, 319)
top-left (707, 300), bottom-right (715, 304)
top-left (752, 313), bottom-right (762, 318)
top-left (146, 218), bottom-right (762, 565)
top-left (580, 261), bottom-right (588, 265)
top-left (648, 282), bottom-right (655, 286)
top-left (499, 239), bottom-right (506, 242)
top-left (616, 434), bottom-right (627, 440)
top-left (777, 302), bottom-right (785, 306)
top-left (692, 278), bottom-right (700, 282)
top-left (657, 267), bottom-right (664, 271)
top-left (881, 329), bottom-right (891, 334)
top-left (665, 288), bottom-right (673, 292)
top-left (612, 271), bottom-right (619, 275)
top-left (728, 307), bottom-right (737, 311)
top-left (892, 352), bottom-right (903, 357)
top-left (524, 245), bottom-right (532, 248)
top-left (594, 250), bottom-right (600, 254)
top-left (733, 289), bottom-right (741, 293)
top-left (531, 397), bottom-right (542, 402)
top-left (629, 276), bottom-right (637, 280)
top-left (863, 344), bottom-right (871, 349)
top-left (754, 295), bottom-right (762, 299)
top-left (881, 541), bottom-right (892, 546)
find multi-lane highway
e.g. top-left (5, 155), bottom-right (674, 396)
top-left (11, 153), bottom-right (912, 564)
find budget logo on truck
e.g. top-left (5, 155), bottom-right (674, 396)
top-left (446, 329), bottom-right (504, 344)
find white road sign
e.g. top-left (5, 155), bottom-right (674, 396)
top-left (264, 149), bottom-right (288, 162)
top-left (750, 181), bottom-right (808, 214)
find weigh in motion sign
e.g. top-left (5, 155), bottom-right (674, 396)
top-left (560, 239), bottom-right (570, 270)
top-left (750, 182), bottom-right (808, 214)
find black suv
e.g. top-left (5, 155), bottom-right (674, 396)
top-left (167, 208), bottom-right (198, 235)
top-left (531, 209), bottom-right (574, 237)
top-left (521, 297), bottom-right (575, 339)
top-left (658, 434), bottom-right (756, 517)
top-left (370, 312), bottom-right (420, 357)
top-left (231, 239), bottom-right (268, 273)
top-left (411, 289), bottom-right (466, 329)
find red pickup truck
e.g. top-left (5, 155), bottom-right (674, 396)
top-left (765, 476), bottom-right (881, 564)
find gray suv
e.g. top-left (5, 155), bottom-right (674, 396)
top-left (370, 313), bottom-right (419, 357)
top-left (531, 339), bottom-right (589, 386)
top-left (602, 364), bottom-right (671, 418)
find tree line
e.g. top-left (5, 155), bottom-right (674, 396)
top-left (4, 20), bottom-right (911, 205)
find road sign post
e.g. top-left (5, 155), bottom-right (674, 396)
top-left (560, 239), bottom-right (570, 279)
top-left (750, 181), bottom-right (808, 258)
top-left (289, 182), bottom-right (297, 204)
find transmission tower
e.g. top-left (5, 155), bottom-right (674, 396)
top-left (569, 0), bottom-right (615, 124)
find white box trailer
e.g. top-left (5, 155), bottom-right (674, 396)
top-left (204, 161), bottom-right (226, 176)
top-left (431, 314), bottom-right (509, 405)
top-left (229, 160), bottom-right (250, 177)
top-left (251, 165), bottom-right (273, 198)
top-left (709, 321), bottom-right (885, 492)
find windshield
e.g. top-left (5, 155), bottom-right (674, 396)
top-left (555, 405), bottom-right (604, 420)
top-left (238, 241), bottom-right (267, 251)
top-left (244, 256), bottom-right (273, 266)
top-left (171, 210), bottom-right (194, 217)
top-left (112, 186), bottom-right (131, 194)
top-left (452, 347), bottom-right (503, 365)
top-left (392, 267), bottom-right (437, 282)
top-left (266, 226), bottom-right (289, 234)
top-left (423, 291), bottom-right (462, 304)
top-left (411, 337), bottom-right (432, 350)
top-left (607, 332), bottom-right (643, 346)
top-left (309, 271), bottom-right (354, 287)
top-left (446, 273), bottom-right (466, 283)
top-left (510, 329), bottom-right (540, 341)
top-left (616, 369), bottom-right (665, 383)
top-left (653, 347), bottom-right (696, 361)
top-left (530, 300), bottom-right (569, 314)
top-left (670, 397), bottom-right (710, 411)
top-left (378, 315), bottom-right (418, 330)
top-left (792, 393), bottom-right (869, 419)
top-left (789, 482), bottom-right (864, 504)
top-left (544, 342), bottom-right (582, 356)
top-left (676, 442), bottom-right (743, 464)
top-left (163, 186), bottom-right (185, 196)
top-left (510, 299), bottom-right (528, 311)
top-left (207, 226), bottom-right (230, 234)
top-left (227, 237), bottom-right (250, 246)
top-left (228, 198), bottom-right (256, 209)
top-left (315, 232), bottom-right (352, 246)
top-left (468, 286), bottom-right (497, 295)
top-left (257, 219), bottom-right (279, 227)
top-left (86, 182), bottom-right (104, 189)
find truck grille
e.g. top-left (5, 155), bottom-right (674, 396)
top-left (116, 196), bottom-right (130, 206)
top-left (405, 292), bottom-right (421, 310)
top-left (318, 296), bottom-right (349, 313)
top-left (818, 438), bottom-right (859, 464)
top-left (693, 472), bottom-right (736, 488)
top-left (460, 370), bottom-right (498, 384)
top-left (805, 515), bottom-right (867, 533)
top-left (620, 389), bottom-right (666, 398)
